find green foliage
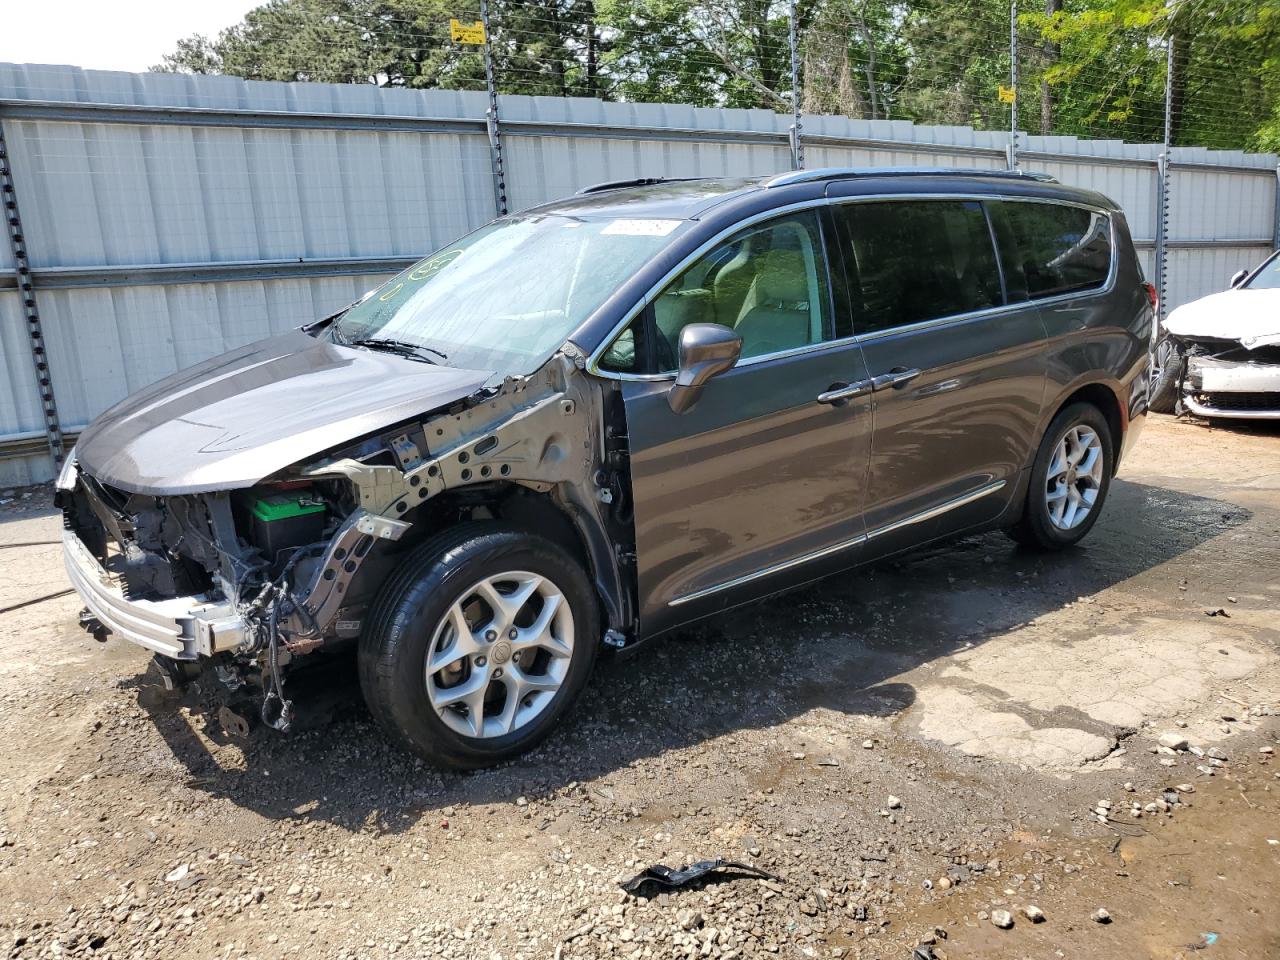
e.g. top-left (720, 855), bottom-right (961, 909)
top-left (153, 0), bottom-right (1280, 151)
top-left (1023, 0), bottom-right (1280, 148)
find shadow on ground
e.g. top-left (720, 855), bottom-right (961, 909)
top-left (131, 477), bottom-right (1248, 833)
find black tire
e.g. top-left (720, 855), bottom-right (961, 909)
top-left (1148, 338), bottom-right (1182, 414)
top-left (358, 523), bottom-right (599, 769)
top-left (1006, 402), bottom-right (1114, 550)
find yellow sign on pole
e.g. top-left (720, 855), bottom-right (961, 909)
top-left (998, 84), bottom-right (1017, 105)
top-left (450, 19), bottom-right (486, 45)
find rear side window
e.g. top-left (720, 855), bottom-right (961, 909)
top-left (998, 201), bottom-right (1112, 299)
top-left (834, 200), bottom-right (1003, 334)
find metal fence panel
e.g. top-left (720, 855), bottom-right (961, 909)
top-left (1, 62), bottom-right (1277, 484)
top-left (0, 291), bottom-right (47, 485)
top-left (1163, 245), bottom-right (1273, 316)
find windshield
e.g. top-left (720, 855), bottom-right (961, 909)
top-left (1245, 254), bottom-right (1280, 289)
top-left (329, 215), bottom-right (686, 373)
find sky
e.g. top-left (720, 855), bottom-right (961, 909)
top-left (1, 0), bottom-right (261, 73)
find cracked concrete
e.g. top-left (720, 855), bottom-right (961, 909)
top-left (906, 620), bottom-right (1271, 772)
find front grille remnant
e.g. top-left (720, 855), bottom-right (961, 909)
top-left (1197, 392), bottom-right (1280, 412)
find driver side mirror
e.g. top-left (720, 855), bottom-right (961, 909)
top-left (1229, 269), bottom-right (1249, 288)
top-left (668, 323), bottom-right (742, 414)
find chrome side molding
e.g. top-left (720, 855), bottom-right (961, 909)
top-left (669, 479), bottom-right (1007, 606)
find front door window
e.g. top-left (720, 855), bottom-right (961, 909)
top-left (601, 211), bottom-right (839, 373)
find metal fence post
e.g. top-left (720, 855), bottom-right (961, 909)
top-left (1154, 151), bottom-right (1168, 329)
top-left (1272, 161), bottom-right (1280, 251)
top-left (0, 117), bottom-right (64, 466)
top-left (788, 0), bottom-right (804, 170)
top-left (1155, 36), bottom-right (1175, 324)
top-left (480, 0), bottom-right (509, 217)
top-left (1008, 0), bottom-right (1019, 169)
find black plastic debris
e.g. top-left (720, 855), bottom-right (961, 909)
top-left (913, 947), bottom-right (936, 960)
top-left (620, 859), bottom-right (781, 896)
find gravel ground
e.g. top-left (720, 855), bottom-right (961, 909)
top-left (1, 413), bottom-right (1277, 960)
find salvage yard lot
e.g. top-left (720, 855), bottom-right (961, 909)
top-left (1, 413), bottom-right (1278, 960)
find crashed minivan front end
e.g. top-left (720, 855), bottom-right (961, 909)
top-left (55, 203), bottom-right (676, 734)
top-left (57, 335), bottom-right (629, 731)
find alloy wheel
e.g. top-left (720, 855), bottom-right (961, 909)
top-left (424, 571), bottom-right (574, 739)
top-left (1045, 424), bottom-right (1104, 530)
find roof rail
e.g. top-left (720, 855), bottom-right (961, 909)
top-left (764, 167), bottom-right (1059, 188)
top-left (576, 176), bottom-right (704, 195)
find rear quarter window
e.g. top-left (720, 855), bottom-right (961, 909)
top-left (998, 201), bottom-right (1113, 299)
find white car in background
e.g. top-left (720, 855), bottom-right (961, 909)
top-left (1151, 251), bottom-right (1280, 419)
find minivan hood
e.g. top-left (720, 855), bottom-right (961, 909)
top-left (1163, 289), bottom-right (1280, 348)
top-left (75, 330), bottom-right (493, 495)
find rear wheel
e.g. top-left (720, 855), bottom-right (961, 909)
top-left (359, 524), bottom-right (599, 768)
top-left (1007, 402), bottom-right (1114, 550)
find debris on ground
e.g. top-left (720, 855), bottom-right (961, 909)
top-left (619, 860), bottom-right (781, 896)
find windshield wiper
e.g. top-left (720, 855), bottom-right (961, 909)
top-left (345, 336), bottom-right (449, 364)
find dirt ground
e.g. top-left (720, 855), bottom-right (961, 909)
top-left (1, 413), bottom-right (1277, 960)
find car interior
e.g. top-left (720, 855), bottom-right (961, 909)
top-left (650, 214), bottom-right (830, 369)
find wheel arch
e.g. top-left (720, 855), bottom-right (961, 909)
top-left (390, 481), bottom-right (631, 638)
top-left (1040, 380), bottom-right (1126, 475)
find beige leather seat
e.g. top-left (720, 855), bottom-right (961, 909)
top-left (733, 250), bottom-right (814, 357)
top-left (653, 288), bottom-right (714, 367)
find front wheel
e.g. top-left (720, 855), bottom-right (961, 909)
top-left (1006, 402), bottom-right (1114, 550)
top-left (359, 524), bottom-right (599, 769)
top-left (1148, 338), bottom-right (1183, 414)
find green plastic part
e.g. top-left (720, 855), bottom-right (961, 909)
top-left (251, 493), bottom-right (325, 522)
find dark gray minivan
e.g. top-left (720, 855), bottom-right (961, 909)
top-left (58, 168), bottom-right (1153, 767)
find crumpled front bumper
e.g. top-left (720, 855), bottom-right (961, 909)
top-left (1184, 355), bottom-right (1280, 419)
top-left (63, 527), bottom-right (246, 661)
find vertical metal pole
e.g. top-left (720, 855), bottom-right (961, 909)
top-left (1154, 151), bottom-right (1168, 331)
top-left (0, 118), bottom-right (64, 465)
top-left (1008, 0), bottom-right (1019, 169)
top-left (480, 0), bottom-right (508, 217)
top-left (788, 0), bottom-right (804, 170)
top-left (1272, 161), bottom-right (1279, 251)
top-left (1155, 36), bottom-right (1174, 323)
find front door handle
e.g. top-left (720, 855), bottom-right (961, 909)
top-left (871, 367), bottom-right (921, 391)
top-left (817, 379), bottom-right (873, 405)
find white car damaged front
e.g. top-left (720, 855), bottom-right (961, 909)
top-left (1151, 251), bottom-right (1280, 419)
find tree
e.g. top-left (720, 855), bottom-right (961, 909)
top-left (597, 0), bottom-right (796, 108)
top-left (153, 0), bottom-right (1280, 150)
top-left (801, 0), bottom-right (905, 119)
top-left (1022, 0), bottom-right (1280, 148)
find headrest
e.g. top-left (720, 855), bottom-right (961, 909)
top-left (754, 250), bottom-right (809, 305)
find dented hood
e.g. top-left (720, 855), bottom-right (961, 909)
top-left (1163, 288), bottom-right (1280, 349)
top-left (75, 330), bottom-right (493, 495)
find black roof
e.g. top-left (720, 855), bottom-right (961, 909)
top-left (518, 167), bottom-right (1117, 223)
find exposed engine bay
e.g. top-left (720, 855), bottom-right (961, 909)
top-left (57, 349), bottom-right (636, 733)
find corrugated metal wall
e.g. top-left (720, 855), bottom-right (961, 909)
top-left (1, 63), bottom-right (1276, 484)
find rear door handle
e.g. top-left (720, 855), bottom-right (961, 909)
top-left (871, 367), bottom-right (921, 391)
top-left (817, 379), bottom-right (873, 405)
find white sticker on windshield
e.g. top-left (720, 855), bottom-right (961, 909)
top-left (601, 218), bottom-right (682, 237)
